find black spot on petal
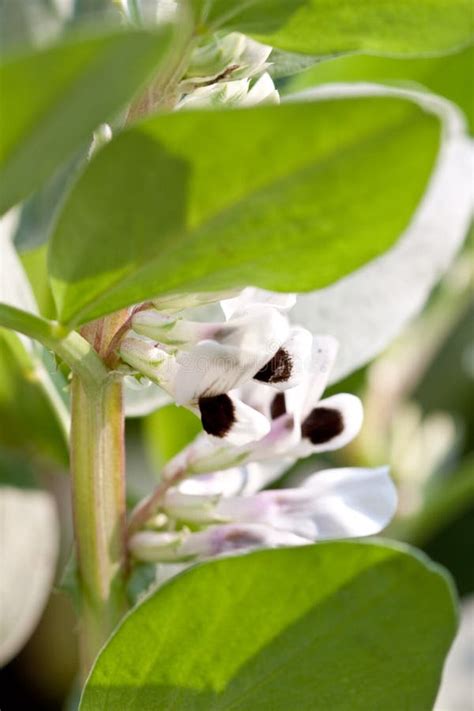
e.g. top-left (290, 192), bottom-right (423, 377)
top-left (270, 393), bottom-right (286, 420)
top-left (301, 407), bottom-right (344, 444)
top-left (254, 348), bottom-right (292, 384)
top-left (221, 530), bottom-right (264, 551)
top-left (199, 394), bottom-right (235, 438)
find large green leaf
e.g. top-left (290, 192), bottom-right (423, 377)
top-left (288, 44), bottom-right (474, 133)
top-left (0, 224), bottom-right (68, 463)
top-left (0, 26), bottom-right (174, 215)
top-left (286, 86), bottom-right (472, 384)
top-left (49, 94), bottom-right (440, 326)
top-left (80, 541), bottom-right (457, 710)
top-left (192, 0), bottom-right (474, 57)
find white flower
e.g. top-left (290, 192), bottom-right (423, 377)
top-left (126, 285), bottom-right (397, 569)
top-left (121, 292), bottom-right (307, 444)
top-left (129, 523), bottom-right (309, 563)
top-left (163, 467), bottom-right (396, 539)
top-left (119, 336), bottom-right (270, 445)
top-left (162, 328), bottom-right (363, 477)
top-left (251, 325), bottom-right (313, 391)
top-left (132, 301), bottom-right (289, 354)
top-left (160, 306), bottom-right (289, 400)
top-left (119, 311), bottom-right (282, 445)
top-left (197, 392), bottom-right (270, 445)
top-left (130, 467), bottom-right (397, 563)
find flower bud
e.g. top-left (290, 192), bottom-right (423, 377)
top-left (163, 490), bottom-right (225, 524)
top-left (184, 33), bottom-right (272, 86)
top-left (185, 33), bottom-right (245, 82)
top-left (177, 74), bottom-right (279, 111)
top-left (132, 310), bottom-right (221, 348)
top-left (119, 335), bottom-right (178, 393)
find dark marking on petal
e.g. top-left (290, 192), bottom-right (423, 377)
top-left (198, 394), bottom-right (235, 438)
top-left (301, 407), bottom-right (344, 444)
top-left (254, 347), bottom-right (293, 384)
top-left (270, 392), bottom-right (286, 420)
top-left (221, 530), bottom-right (264, 551)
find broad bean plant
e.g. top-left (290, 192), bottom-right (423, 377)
top-left (0, 0), bottom-right (473, 708)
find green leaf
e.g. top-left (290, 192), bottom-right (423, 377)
top-left (0, 227), bottom-right (69, 463)
top-left (0, 25), bottom-right (174, 215)
top-left (288, 44), bottom-right (474, 134)
top-left (192, 0), bottom-right (474, 57)
top-left (20, 245), bottom-right (56, 318)
top-left (287, 87), bottom-right (471, 385)
top-left (14, 153), bottom-right (85, 253)
top-left (49, 94), bottom-right (440, 326)
top-left (0, 446), bottom-right (36, 489)
top-left (80, 541), bottom-right (457, 710)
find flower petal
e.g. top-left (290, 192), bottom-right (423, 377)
top-left (242, 72), bottom-right (280, 106)
top-left (119, 336), bottom-right (178, 395)
top-left (253, 326), bottom-right (313, 390)
top-left (284, 334), bottom-right (339, 420)
top-left (179, 467), bottom-right (248, 497)
top-left (242, 460), bottom-right (294, 494)
top-left (211, 466), bottom-right (397, 540)
top-left (198, 393), bottom-right (270, 445)
top-left (163, 490), bottom-right (224, 524)
top-left (181, 523), bottom-right (309, 557)
top-left (174, 306), bottom-right (290, 404)
top-left (132, 310), bottom-right (221, 348)
top-left (179, 459), bottom-right (293, 498)
top-left (294, 393), bottom-right (363, 456)
top-left (299, 466), bottom-right (398, 539)
top-left (177, 79), bottom-right (251, 110)
top-left (221, 287), bottom-right (296, 320)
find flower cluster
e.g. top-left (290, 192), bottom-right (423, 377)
top-left (115, 10), bottom-right (397, 569)
top-left (119, 288), bottom-right (397, 568)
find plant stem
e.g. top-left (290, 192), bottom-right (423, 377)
top-left (70, 374), bottom-right (128, 680)
top-left (0, 304), bottom-right (108, 389)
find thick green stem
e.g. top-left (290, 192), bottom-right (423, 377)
top-left (70, 374), bottom-right (128, 679)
